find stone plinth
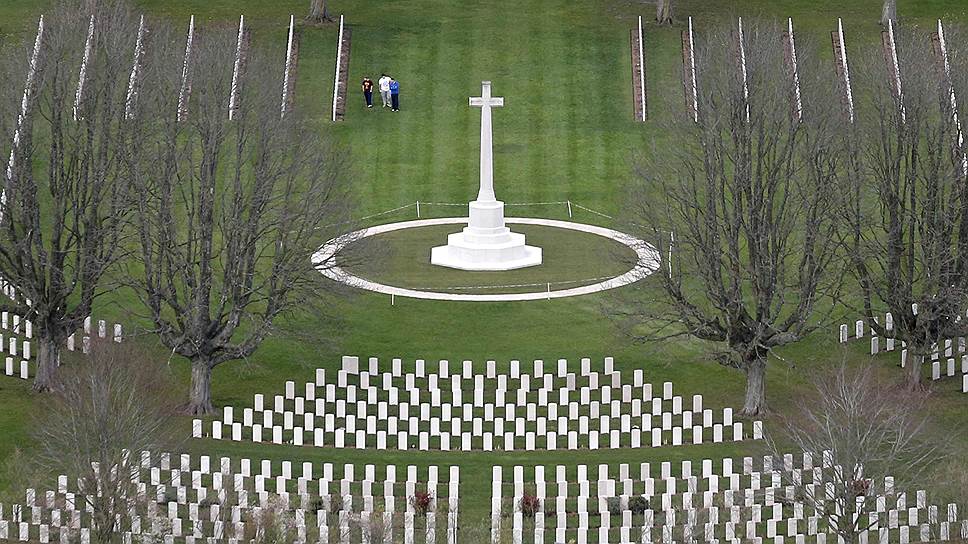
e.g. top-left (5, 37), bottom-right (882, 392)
top-left (431, 200), bottom-right (541, 271)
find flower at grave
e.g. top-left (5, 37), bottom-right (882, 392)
top-left (849, 478), bottom-right (872, 497)
top-left (519, 493), bottom-right (541, 518)
top-left (409, 490), bottom-right (434, 516)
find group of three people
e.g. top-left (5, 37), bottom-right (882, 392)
top-left (361, 74), bottom-right (400, 111)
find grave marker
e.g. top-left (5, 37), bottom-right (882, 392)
top-left (73, 16), bottom-right (95, 121)
top-left (124, 15), bottom-right (147, 120)
top-left (682, 17), bottom-right (699, 122)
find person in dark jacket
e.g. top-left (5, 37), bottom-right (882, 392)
top-left (389, 79), bottom-right (400, 111)
top-left (362, 77), bottom-right (373, 108)
top-left (361, 77), bottom-right (374, 108)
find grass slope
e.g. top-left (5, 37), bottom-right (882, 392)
top-left (0, 0), bottom-right (967, 534)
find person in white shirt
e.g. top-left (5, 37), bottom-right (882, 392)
top-left (378, 74), bottom-right (392, 108)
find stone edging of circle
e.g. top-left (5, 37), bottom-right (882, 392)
top-left (313, 217), bottom-right (660, 302)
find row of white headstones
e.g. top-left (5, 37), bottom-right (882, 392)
top-left (682, 16), bottom-right (962, 170)
top-left (492, 455), bottom-right (967, 544)
top-left (838, 309), bottom-right (968, 393)
top-left (192, 356), bottom-right (764, 452)
top-left (0, 12), bottom-right (348, 379)
top-left (10, 11), bottom-right (306, 143)
top-left (0, 278), bottom-right (123, 381)
top-left (1, 449), bottom-right (964, 544)
top-left (0, 451), bottom-right (459, 544)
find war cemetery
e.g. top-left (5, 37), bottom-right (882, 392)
top-left (3, 0), bottom-right (968, 541)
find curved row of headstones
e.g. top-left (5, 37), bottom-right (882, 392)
top-left (493, 454), bottom-right (967, 544)
top-left (0, 451), bottom-right (459, 544)
top-left (192, 356), bottom-right (764, 452)
top-left (0, 312), bottom-right (123, 380)
top-left (0, 277), bottom-right (123, 380)
top-left (3, 449), bottom-right (962, 544)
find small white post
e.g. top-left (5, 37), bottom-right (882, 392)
top-left (566, 200), bottom-right (573, 218)
top-left (416, 201), bottom-right (421, 218)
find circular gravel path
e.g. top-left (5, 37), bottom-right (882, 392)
top-left (312, 217), bottom-right (660, 302)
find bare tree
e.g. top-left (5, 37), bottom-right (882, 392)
top-left (767, 364), bottom-right (946, 543)
top-left (656, 0), bottom-right (673, 25)
top-left (30, 340), bottom-right (179, 544)
top-left (249, 495), bottom-right (299, 542)
top-left (617, 21), bottom-right (844, 415)
top-left (0, 1), bottom-right (140, 391)
top-left (846, 28), bottom-right (968, 389)
top-left (307, 0), bottom-right (332, 24)
top-left (880, 0), bottom-right (897, 26)
top-left (128, 28), bottom-right (352, 415)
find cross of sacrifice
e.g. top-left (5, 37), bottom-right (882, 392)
top-left (469, 81), bottom-right (504, 203)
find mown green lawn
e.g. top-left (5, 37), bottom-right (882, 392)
top-left (1, 0), bottom-right (968, 536)
top-left (343, 224), bottom-right (636, 292)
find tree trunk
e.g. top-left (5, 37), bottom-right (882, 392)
top-left (656, 0), bottom-right (673, 25)
top-left (92, 496), bottom-right (116, 544)
top-left (307, 0), bottom-right (330, 24)
top-left (906, 352), bottom-right (925, 391)
top-left (880, 0), bottom-right (896, 26)
top-left (187, 359), bottom-right (215, 415)
top-left (33, 335), bottom-right (61, 393)
top-left (740, 357), bottom-right (767, 416)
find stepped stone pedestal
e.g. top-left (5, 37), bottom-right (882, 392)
top-left (431, 200), bottom-right (541, 270)
top-left (431, 80), bottom-right (543, 271)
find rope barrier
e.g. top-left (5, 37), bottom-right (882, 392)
top-left (571, 203), bottom-right (614, 220)
top-left (311, 202), bottom-right (417, 231)
top-left (413, 275), bottom-right (616, 292)
top-left (357, 203), bottom-right (415, 221)
top-left (331, 199), bottom-right (615, 228)
top-left (504, 201), bottom-right (569, 207)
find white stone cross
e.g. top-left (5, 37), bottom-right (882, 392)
top-left (469, 81), bottom-right (504, 202)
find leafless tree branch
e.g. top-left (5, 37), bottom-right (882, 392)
top-left (126, 26), bottom-right (354, 414)
top-left (616, 20), bottom-right (846, 415)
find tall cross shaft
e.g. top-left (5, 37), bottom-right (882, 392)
top-left (469, 81), bottom-right (504, 202)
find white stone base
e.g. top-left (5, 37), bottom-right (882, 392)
top-left (431, 200), bottom-right (543, 271)
top-left (430, 234), bottom-right (542, 271)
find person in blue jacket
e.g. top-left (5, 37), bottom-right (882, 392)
top-left (389, 78), bottom-right (400, 111)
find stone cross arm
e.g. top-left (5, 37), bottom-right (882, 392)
top-left (470, 96), bottom-right (504, 107)
top-left (469, 81), bottom-right (504, 108)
